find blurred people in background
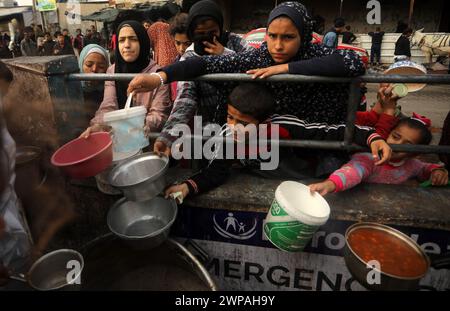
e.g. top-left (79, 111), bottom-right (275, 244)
top-left (323, 17), bottom-right (345, 48)
top-left (39, 32), bottom-right (55, 56)
top-left (20, 27), bottom-right (38, 56)
top-left (53, 32), bottom-right (74, 55)
top-left (73, 28), bottom-right (84, 56)
top-left (394, 27), bottom-right (412, 61)
top-left (147, 21), bottom-right (178, 66)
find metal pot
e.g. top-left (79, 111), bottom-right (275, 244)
top-left (108, 152), bottom-right (169, 202)
top-left (107, 196), bottom-right (177, 250)
top-left (9, 249), bottom-right (84, 291)
top-left (80, 234), bottom-right (217, 291)
top-left (344, 222), bottom-right (450, 291)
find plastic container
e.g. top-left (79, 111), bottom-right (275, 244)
top-left (384, 60), bottom-right (427, 92)
top-left (15, 146), bottom-right (44, 199)
top-left (51, 132), bottom-right (113, 179)
top-left (264, 181), bottom-right (330, 252)
top-left (95, 149), bottom-right (142, 195)
top-left (103, 106), bottom-right (149, 153)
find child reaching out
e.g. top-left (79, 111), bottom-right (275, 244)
top-left (309, 114), bottom-right (449, 195)
top-left (165, 83), bottom-right (391, 202)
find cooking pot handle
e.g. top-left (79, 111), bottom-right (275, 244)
top-left (183, 239), bottom-right (210, 265)
top-left (430, 252), bottom-right (450, 270)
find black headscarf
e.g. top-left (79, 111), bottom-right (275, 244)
top-left (186, 0), bottom-right (225, 42)
top-left (115, 20), bottom-right (151, 109)
top-left (267, 1), bottom-right (314, 60)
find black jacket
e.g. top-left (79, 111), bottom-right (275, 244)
top-left (39, 40), bottom-right (55, 56)
top-left (394, 35), bottom-right (411, 57)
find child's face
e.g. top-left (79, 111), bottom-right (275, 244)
top-left (227, 104), bottom-right (260, 141)
top-left (227, 105), bottom-right (259, 127)
top-left (267, 17), bottom-right (301, 64)
top-left (387, 124), bottom-right (422, 161)
top-left (57, 35), bottom-right (65, 45)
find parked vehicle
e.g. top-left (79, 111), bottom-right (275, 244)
top-left (243, 28), bottom-right (369, 67)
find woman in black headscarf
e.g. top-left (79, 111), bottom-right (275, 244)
top-left (81, 20), bottom-right (171, 138)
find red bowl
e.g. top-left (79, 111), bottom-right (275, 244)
top-left (51, 132), bottom-right (113, 179)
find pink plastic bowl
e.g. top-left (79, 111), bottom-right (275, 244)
top-left (51, 132), bottom-right (113, 179)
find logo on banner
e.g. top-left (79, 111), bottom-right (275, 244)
top-left (213, 212), bottom-right (257, 240)
top-left (36, 0), bottom-right (57, 12)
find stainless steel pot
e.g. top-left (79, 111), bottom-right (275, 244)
top-left (9, 249), bottom-right (84, 291)
top-left (344, 222), bottom-right (450, 291)
top-left (107, 196), bottom-right (177, 250)
top-left (81, 234), bottom-right (218, 291)
top-left (108, 152), bottom-right (169, 202)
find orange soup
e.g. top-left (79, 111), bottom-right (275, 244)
top-left (348, 227), bottom-right (428, 278)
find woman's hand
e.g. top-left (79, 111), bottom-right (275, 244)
top-left (246, 64), bottom-right (289, 79)
top-left (370, 139), bottom-right (392, 165)
top-left (0, 216), bottom-right (9, 285)
top-left (127, 72), bottom-right (167, 95)
top-left (309, 180), bottom-right (336, 196)
top-left (0, 216), bottom-right (5, 239)
top-left (203, 36), bottom-right (225, 55)
top-left (79, 124), bottom-right (112, 139)
top-left (164, 183), bottom-right (189, 204)
top-left (430, 169), bottom-right (449, 186)
top-left (154, 141), bottom-right (171, 157)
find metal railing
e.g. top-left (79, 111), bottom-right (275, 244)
top-left (67, 73), bottom-right (450, 154)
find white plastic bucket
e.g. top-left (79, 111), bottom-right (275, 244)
top-left (103, 106), bottom-right (149, 153)
top-left (264, 181), bottom-right (330, 252)
top-left (384, 60), bottom-right (427, 92)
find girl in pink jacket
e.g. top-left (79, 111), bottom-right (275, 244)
top-left (310, 114), bottom-right (449, 195)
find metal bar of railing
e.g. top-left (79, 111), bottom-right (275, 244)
top-left (67, 73), bottom-right (450, 84)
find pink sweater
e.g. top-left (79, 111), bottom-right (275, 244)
top-left (329, 152), bottom-right (443, 192)
top-left (90, 61), bottom-right (172, 132)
